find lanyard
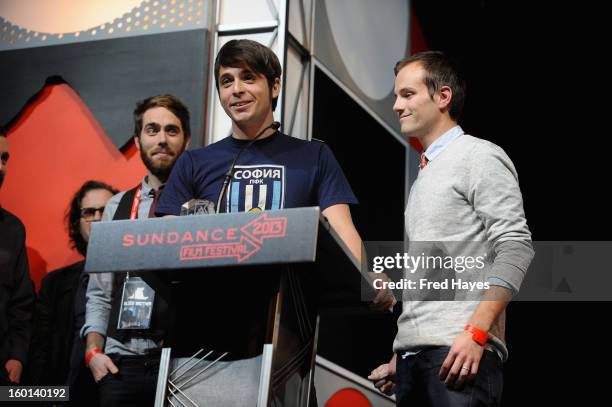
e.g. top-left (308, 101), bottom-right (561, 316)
top-left (127, 184), bottom-right (143, 280)
top-left (129, 185), bottom-right (143, 220)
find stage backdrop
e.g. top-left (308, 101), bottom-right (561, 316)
top-left (0, 0), bottom-right (211, 288)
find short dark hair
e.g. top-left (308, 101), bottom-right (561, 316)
top-left (66, 180), bottom-right (118, 256)
top-left (394, 51), bottom-right (466, 121)
top-left (0, 125), bottom-right (6, 137)
top-left (133, 94), bottom-right (191, 139)
top-left (214, 39), bottom-right (282, 110)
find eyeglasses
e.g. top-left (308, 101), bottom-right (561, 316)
top-left (0, 152), bottom-right (8, 164)
top-left (80, 206), bottom-right (105, 221)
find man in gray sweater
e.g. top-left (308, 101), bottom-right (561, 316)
top-left (368, 51), bottom-right (534, 406)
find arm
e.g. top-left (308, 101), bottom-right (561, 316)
top-left (81, 272), bottom-right (113, 340)
top-left (5, 233), bottom-right (35, 383)
top-left (85, 332), bottom-right (118, 382)
top-left (81, 272), bottom-right (118, 382)
top-left (440, 143), bottom-right (534, 389)
top-left (317, 144), bottom-right (396, 310)
top-left (439, 286), bottom-right (512, 389)
top-left (368, 353), bottom-right (397, 396)
top-left (321, 204), bottom-right (362, 262)
top-left (322, 204), bottom-right (396, 311)
top-left (80, 200), bottom-right (117, 341)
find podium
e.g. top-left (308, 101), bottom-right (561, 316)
top-left (86, 207), bottom-right (373, 406)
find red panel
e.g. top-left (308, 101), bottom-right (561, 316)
top-left (0, 84), bottom-right (145, 290)
top-left (325, 388), bottom-right (373, 407)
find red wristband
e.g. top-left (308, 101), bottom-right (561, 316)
top-left (465, 324), bottom-right (489, 346)
top-left (85, 347), bottom-right (103, 367)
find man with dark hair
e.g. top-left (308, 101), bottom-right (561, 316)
top-left (66, 181), bottom-right (119, 257)
top-left (155, 39), bottom-right (392, 405)
top-left (81, 94), bottom-right (190, 406)
top-left (368, 51), bottom-right (534, 406)
top-left (28, 180), bottom-right (117, 405)
top-left (158, 38), bottom-right (364, 261)
top-left (0, 129), bottom-right (35, 385)
top-left (213, 38), bottom-right (282, 111)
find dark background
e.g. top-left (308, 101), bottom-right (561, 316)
top-left (314, 1), bottom-right (609, 405)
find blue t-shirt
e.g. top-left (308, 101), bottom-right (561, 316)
top-left (156, 132), bottom-right (358, 215)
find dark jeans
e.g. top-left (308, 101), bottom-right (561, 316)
top-left (395, 347), bottom-right (503, 407)
top-left (98, 354), bottom-right (159, 407)
top-left (69, 363), bottom-right (99, 406)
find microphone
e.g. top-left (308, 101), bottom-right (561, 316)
top-left (216, 121), bottom-right (281, 213)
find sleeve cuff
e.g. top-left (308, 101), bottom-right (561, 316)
top-left (488, 240), bottom-right (535, 293)
top-left (81, 324), bottom-right (107, 339)
top-left (8, 349), bottom-right (28, 365)
top-left (487, 276), bottom-right (516, 294)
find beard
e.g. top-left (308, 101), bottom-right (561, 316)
top-left (138, 137), bottom-right (186, 182)
top-left (140, 148), bottom-right (177, 182)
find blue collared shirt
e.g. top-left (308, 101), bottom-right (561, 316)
top-left (422, 125), bottom-right (464, 163)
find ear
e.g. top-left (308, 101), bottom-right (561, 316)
top-left (436, 85), bottom-right (453, 111)
top-left (184, 135), bottom-right (191, 150)
top-left (271, 77), bottom-right (281, 99)
top-left (134, 136), bottom-right (141, 151)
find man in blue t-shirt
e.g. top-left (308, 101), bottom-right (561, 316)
top-left (156, 39), bottom-right (368, 266)
top-left (155, 39), bottom-right (393, 405)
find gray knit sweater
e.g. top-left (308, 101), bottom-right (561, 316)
top-left (393, 134), bottom-right (534, 361)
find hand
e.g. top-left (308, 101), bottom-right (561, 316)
top-left (4, 359), bottom-right (23, 384)
top-left (88, 352), bottom-right (119, 382)
top-left (439, 331), bottom-right (485, 389)
top-left (368, 272), bottom-right (397, 312)
top-left (368, 355), bottom-right (396, 396)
